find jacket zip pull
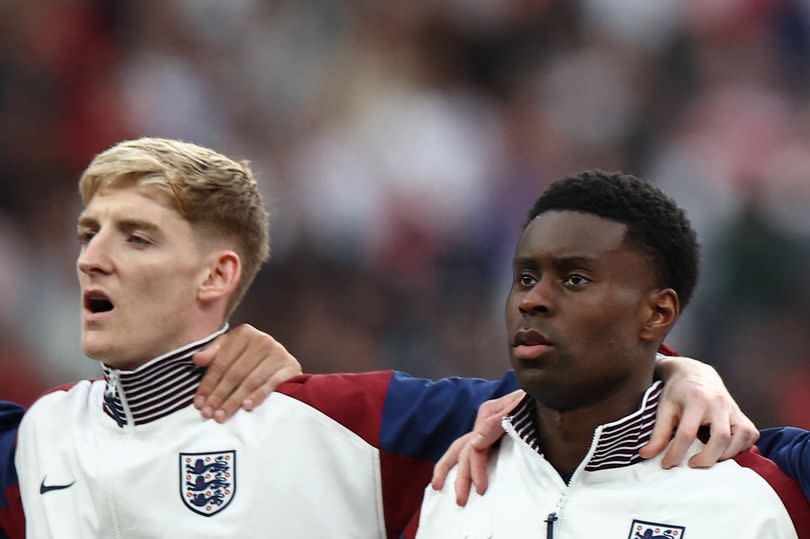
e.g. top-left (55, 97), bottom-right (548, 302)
top-left (105, 371), bottom-right (125, 428)
top-left (544, 512), bottom-right (558, 539)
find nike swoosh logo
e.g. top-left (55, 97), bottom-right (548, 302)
top-left (40, 476), bottom-right (75, 494)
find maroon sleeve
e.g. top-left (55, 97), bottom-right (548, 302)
top-left (734, 447), bottom-right (810, 537)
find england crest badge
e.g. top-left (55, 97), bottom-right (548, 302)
top-left (628, 519), bottom-right (686, 539)
top-left (179, 450), bottom-right (236, 517)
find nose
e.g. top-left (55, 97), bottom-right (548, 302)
top-left (77, 232), bottom-right (113, 276)
top-left (518, 277), bottom-right (553, 316)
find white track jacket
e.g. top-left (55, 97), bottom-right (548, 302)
top-left (416, 381), bottom-right (810, 539)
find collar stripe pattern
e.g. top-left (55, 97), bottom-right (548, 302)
top-left (509, 397), bottom-right (541, 452)
top-left (102, 333), bottom-right (221, 427)
top-left (506, 380), bottom-right (663, 472)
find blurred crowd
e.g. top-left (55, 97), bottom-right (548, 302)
top-left (1, 0), bottom-right (809, 428)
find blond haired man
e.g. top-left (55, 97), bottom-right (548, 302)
top-left (11, 139), bottom-right (765, 538)
top-left (13, 138), bottom-right (302, 537)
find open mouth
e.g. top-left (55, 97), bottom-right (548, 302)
top-left (84, 291), bottom-right (114, 314)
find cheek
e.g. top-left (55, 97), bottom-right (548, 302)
top-left (571, 288), bottom-right (642, 343)
top-left (136, 264), bottom-right (199, 301)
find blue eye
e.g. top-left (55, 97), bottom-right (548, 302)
top-left (128, 235), bottom-right (149, 247)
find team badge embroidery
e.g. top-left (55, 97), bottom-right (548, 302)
top-left (179, 450), bottom-right (236, 516)
top-left (628, 519), bottom-right (686, 539)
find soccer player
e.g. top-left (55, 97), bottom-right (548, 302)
top-left (416, 171), bottom-right (810, 538)
top-left (1, 140), bottom-right (772, 539)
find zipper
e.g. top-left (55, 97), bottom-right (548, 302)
top-left (542, 425), bottom-right (604, 538)
top-left (105, 370), bottom-right (135, 432)
top-left (544, 512), bottom-right (558, 538)
top-left (103, 370), bottom-right (129, 538)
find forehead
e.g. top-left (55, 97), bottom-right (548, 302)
top-left (79, 183), bottom-right (177, 222)
top-left (516, 210), bottom-right (631, 261)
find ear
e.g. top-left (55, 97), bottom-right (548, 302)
top-left (197, 250), bottom-right (242, 304)
top-left (639, 288), bottom-right (679, 343)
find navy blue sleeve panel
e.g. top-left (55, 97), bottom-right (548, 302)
top-left (758, 427), bottom-right (810, 500)
top-left (0, 401), bottom-right (24, 503)
top-left (0, 401), bottom-right (25, 539)
top-left (379, 370), bottom-right (518, 462)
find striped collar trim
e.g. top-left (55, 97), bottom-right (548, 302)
top-left (102, 325), bottom-right (228, 428)
top-left (505, 380), bottom-right (663, 472)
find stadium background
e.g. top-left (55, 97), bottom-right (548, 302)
top-left (0, 0), bottom-right (808, 429)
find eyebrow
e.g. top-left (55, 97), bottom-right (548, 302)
top-left (513, 255), bottom-right (597, 269)
top-left (514, 256), bottom-right (539, 270)
top-left (77, 216), bottom-right (162, 236)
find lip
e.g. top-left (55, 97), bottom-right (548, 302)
top-left (511, 328), bottom-right (555, 360)
top-left (512, 343), bottom-right (554, 360)
top-left (512, 328), bottom-right (553, 346)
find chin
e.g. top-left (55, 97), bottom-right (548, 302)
top-left (514, 370), bottom-right (568, 407)
top-left (513, 368), bottom-right (548, 395)
top-left (82, 335), bottom-right (115, 362)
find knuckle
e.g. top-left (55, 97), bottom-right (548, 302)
top-left (709, 393), bottom-right (729, 409)
top-left (687, 386), bottom-right (710, 403)
top-left (249, 383), bottom-right (272, 404)
top-left (205, 361), bottom-right (227, 378)
top-left (235, 324), bottom-right (254, 336)
top-left (223, 366), bottom-right (247, 385)
top-left (712, 431), bottom-right (732, 445)
top-left (244, 371), bottom-right (266, 392)
top-left (673, 429), bottom-right (693, 443)
top-left (206, 393), bottom-right (225, 407)
top-left (258, 333), bottom-right (279, 350)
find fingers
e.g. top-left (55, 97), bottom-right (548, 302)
top-left (193, 340), bottom-right (223, 408)
top-left (211, 360), bottom-right (271, 422)
top-left (468, 444), bottom-right (490, 496)
top-left (720, 410), bottom-right (759, 460)
top-left (639, 401), bottom-right (677, 459)
top-left (433, 391), bottom-right (522, 501)
top-left (198, 335), bottom-right (258, 419)
top-left (243, 365), bottom-right (302, 410)
top-left (661, 405), bottom-right (703, 468)
top-left (193, 325), bottom-right (302, 421)
top-left (194, 333), bottom-right (251, 415)
top-left (454, 444), bottom-right (474, 507)
top-left (688, 418), bottom-right (730, 468)
top-left (431, 434), bottom-right (470, 490)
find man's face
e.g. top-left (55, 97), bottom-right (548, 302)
top-left (76, 183), bottom-right (209, 369)
top-left (505, 210), bottom-right (659, 411)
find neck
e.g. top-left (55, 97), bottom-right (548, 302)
top-left (534, 368), bottom-right (653, 479)
top-left (103, 323), bottom-right (228, 372)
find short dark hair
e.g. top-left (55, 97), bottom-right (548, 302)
top-left (525, 170), bottom-right (700, 309)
